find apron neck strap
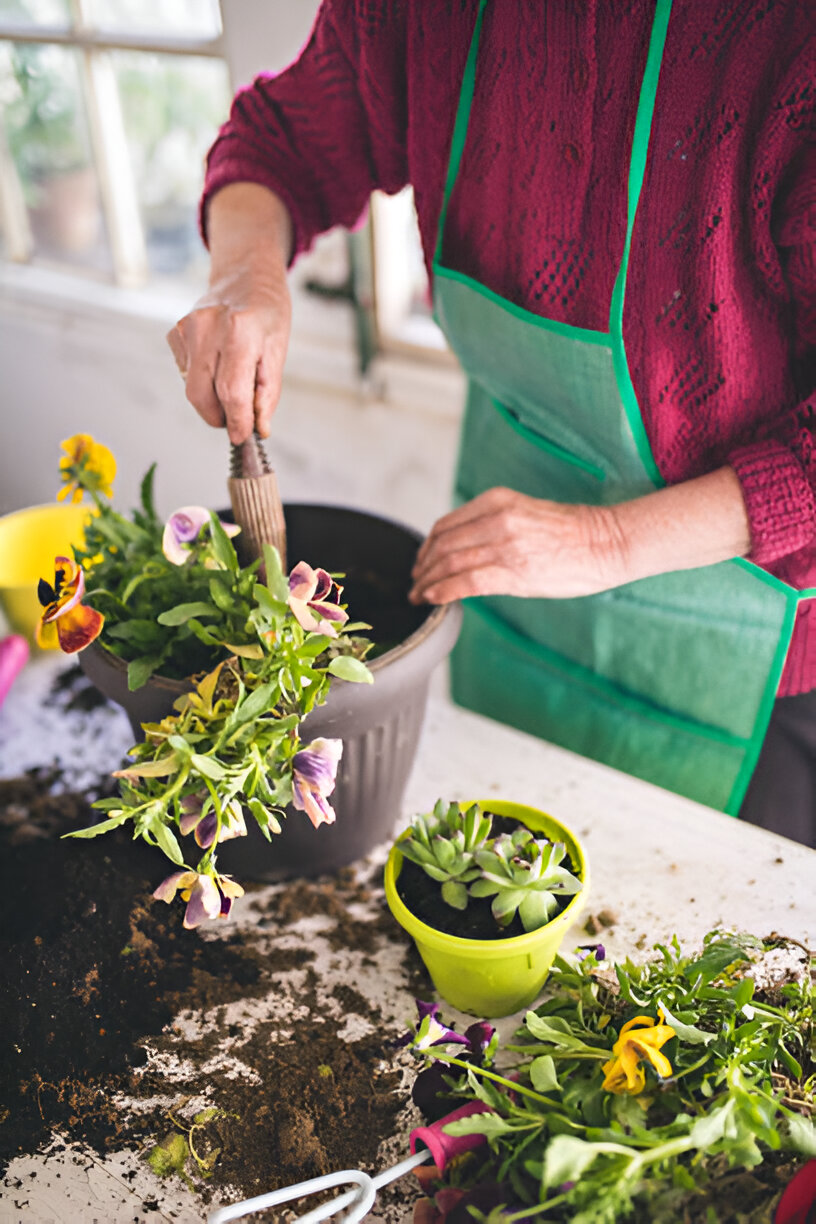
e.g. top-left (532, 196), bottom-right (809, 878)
top-left (433, 0), bottom-right (488, 266)
top-left (433, 0), bottom-right (674, 299)
top-left (609, 0), bottom-right (672, 338)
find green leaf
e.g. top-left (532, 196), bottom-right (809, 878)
top-left (113, 753), bottom-right (180, 779)
top-left (657, 1000), bottom-right (715, 1045)
top-left (262, 544), bottom-right (289, 602)
top-left (248, 798), bottom-right (282, 840)
top-left (209, 576), bottom-right (236, 612)
top-left (105, 618), bottom-right (163, 647)
top-left (524, 1013), bottom-right (604, 1055)
top-left (224, 682), bottom-right (277, 733)
top-left (326, 655), bottom-right (374, 684)
top-left (63, 814), bottom-right (128, 839)
top-left (152, 822), bottom-right (185, 866)
top-left (147, 1132), bottom-right (189, 1179)
top-left (542, 1137), bottom-right (614, 1190)
top-left (686, 937), bottom-right (752, 984)
top-left (127, 653), bottom-right (164, 691)
top-left (252, 584), bottom-right (287, 618)
top-left (157, 601), bottom-right (217, 626)
top-left (441, 880), bottom-right (469, 910)
top-left (139, 462), bottom-right (158, 519)
top-left (529, 1055), bottom-right (560, 1093)
top-left (785, 1113), bottom-right (816, 1157)
top-left (443, 1115), bottom-right (517, 1141)
top-left (687, 1100), bottom-right (735, 1149)
top-left (189, 753), bottom-right (227, 780)
top-left (209, 513), bottom-right (240, 575)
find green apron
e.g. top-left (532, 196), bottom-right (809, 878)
top-left (435, 0), bottom-right (812, 814)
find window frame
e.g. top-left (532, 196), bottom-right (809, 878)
top-left (0, 0), bottom-right (461, 407)
top-left (0, 0), bottom-right (226, 286)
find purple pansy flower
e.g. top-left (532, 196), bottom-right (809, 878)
top-left (399, 1000), bottom-right (471, 1052)
top-left (153, 869), bottom-right (244, 928)
top-left (287, 561), bottom-right (349, 638)
top-left (576, 943), bottom-right (606, 962)
top-left (291, 738), bottom-right (343, 829)
top-left (162, 505), bottom-right (240, 566)
top-left (179, 793), bottom-right (247, 850)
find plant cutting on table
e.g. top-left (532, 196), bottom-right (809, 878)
top-left (400, 930), bottom-right (816, 1224)
top-left (35, 434), bottom-right (373, 926)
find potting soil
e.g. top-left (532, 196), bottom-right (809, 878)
top-left (0, 667), bottom-right (426, 1217)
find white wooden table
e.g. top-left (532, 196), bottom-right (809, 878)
top-left (1, 654), bottom-right (814, 1223)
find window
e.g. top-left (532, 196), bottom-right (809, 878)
top-left (371, 187), bottom-right (447, 358)
top-left (0, 0), bottom-right (231, 287)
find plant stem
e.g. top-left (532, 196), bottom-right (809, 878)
top-left (425, 1052), bottom-right (558, 1108)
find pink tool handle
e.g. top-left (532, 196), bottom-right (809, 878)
top-left (0, 635), bottom-right (29, 710)
top-left (409, 1102), bottom-right (494, 1173)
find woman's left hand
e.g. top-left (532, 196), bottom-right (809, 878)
top-left (409, 487), bottom-right (625, 604)
top-left (410, 468), bottom-right (752, 606)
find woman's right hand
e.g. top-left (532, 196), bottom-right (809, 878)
top-left (167, 184), bottom-right (294, 446)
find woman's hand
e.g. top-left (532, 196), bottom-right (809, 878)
top-left (166, 184), bottom-right (293, 446)
top-left (410, 468), bottom-right (752, 605)
top-left (409, 487), bottom-right (625, 604)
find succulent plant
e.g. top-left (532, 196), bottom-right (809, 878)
top-left (399, 800), bottom-right (493, 910)
top-left (469, 829), bottom-right (582, 932)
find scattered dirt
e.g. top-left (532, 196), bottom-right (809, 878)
top-left (0, 764), bottom-right (416, 1214)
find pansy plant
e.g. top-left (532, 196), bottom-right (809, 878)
top-left (401, 931), bottom-right (816, 1222)
top-left (38, 435), bottom-right (375, 927)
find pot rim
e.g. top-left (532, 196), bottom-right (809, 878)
top-left (84, 498), bottom-right (459, 689)
top-left (85, 595), bottom-right (457, 690)
top-left (384, 798), bottom-right (589, 959)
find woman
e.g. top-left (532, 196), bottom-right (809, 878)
top-left (168, 1), bottom-right (816, 845)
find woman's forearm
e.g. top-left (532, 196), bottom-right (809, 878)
top-left (604, 465), bottom-right (752, 586)
top-left (167, 183), bottom-right (294, 444)
top-left (206, 182), bottom-right (293, 283)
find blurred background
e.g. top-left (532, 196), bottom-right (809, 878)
top-left (0, 0), bottom-right (464, 529)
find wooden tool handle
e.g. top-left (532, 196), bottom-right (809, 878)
top-left (228, 437), bottom-right (287, 571)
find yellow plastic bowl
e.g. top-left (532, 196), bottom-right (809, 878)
top-left (0, 502), bottom-right (90, 646)
top-left (384, 799), bottom-right (589, 1018)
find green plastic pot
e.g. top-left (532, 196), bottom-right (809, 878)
top-left (384, 799), bottom-right (589, 1018)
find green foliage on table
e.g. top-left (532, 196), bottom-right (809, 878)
top-left (405, 931), bottom-right (816, 1223)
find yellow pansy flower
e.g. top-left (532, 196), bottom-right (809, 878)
top-left (58, 433), bottom-right (116, 503)
top-left (601, 1012), bottom-right (676, 1095)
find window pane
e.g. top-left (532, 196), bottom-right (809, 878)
top-left (84, 0), bottom-right (221, 39)
top-left (113, 50), bottom-right (229, 279)
top-left (0, 0), bottom-right (69, 25)
top-left (0, 41), bottom-right (112, 272)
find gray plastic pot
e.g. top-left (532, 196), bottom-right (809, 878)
top-left (79, 503), bottom-right (462, 880)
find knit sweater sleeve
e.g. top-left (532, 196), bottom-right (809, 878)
top-left (200, 1), bottom-right (409, 259)
top-left (728, 147), bottom-right (816, 567)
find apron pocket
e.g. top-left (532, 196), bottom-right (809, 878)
top-left (451, 599), bottom-right (750, 813)
top-left (490, 398), bottom-right (606, 481)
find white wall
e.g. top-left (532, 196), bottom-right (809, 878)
top-left (0, 268), bottom-right (463, 533)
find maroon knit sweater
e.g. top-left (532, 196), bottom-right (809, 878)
top-left (203, 0), bottom-right (816, 696)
